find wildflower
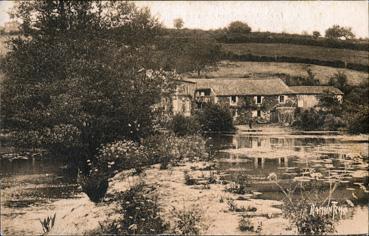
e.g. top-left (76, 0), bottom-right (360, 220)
top-left (128, 224), bottom-right (137, 230)
top-left (267, 172), bottom-right (278, 181)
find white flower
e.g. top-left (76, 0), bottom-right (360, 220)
top-left (267, 172), bottom-right (278, 181)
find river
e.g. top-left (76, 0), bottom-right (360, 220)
top-left (1, 128), bottom-right (368, 234)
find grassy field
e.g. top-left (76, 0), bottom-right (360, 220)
top-left (223, 43), bottom-right (369, 66)
top-left (187, 61), bottom-right (368, 86)
top-left (1, 35), bottom-right (367, 86)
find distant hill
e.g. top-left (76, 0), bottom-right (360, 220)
top-left (222, 43), bottom-right (368, 72)
top-left (163, 28), bottom-right (369, 51)
top-left (161, 29), bottom-right (369, 72)
top-left (185, 61), bottom-right (369, 86)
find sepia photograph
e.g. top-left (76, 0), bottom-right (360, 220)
top-left (0, 1), bottom-right (368, 235)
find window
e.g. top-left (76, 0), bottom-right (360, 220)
top-left (256, 96), bottom-right (262, 104)
top-left (230, 96), bottom-right (237, 105)
top-left (200, 91), bottom-right (205, 97)
top-left (279, 95), bottom-right (285, 103)
top-left (257, 110), bottom-right (261, 117)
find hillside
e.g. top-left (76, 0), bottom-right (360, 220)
top-left (185, 61), bottom-right (368, 86)
top-left (223, 43), bottom-right (368, 67)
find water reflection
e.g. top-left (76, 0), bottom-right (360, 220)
top-left (0, 158), bottom-right (79, 208)
top-left (210, 131), bottom-right (368, 202)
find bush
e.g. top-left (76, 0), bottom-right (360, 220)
top-left (81, 140), bottom-right (148, 202)
top-left (284, 200), bottom-right (336, 235)
top-left (184, 170), bottom-right (197, 185)
top-left (225, 171), bottom-right (251, 194)
top-left (293, 109), bottom-right (323, 131)
top-left (293, 107), bottom-right (346, 131)
top-left (239, 215), bottom-right (254, 232)
top-left (79, 175), bottom-right (109, 203)
top-left (171, 205), bottom-right (205, 235)
top-left (170, 114), bottom-right (201, 136)
top-left (143, 133), bottom-right (209, 168)
top-left (95, 140), bottom-right (148, 176)
top-left (195, 103), bottom-right (235, 132)
top-left (348, 106), bottom-right (369, 134)
top-left (98, 182), bottom-right (168, 234)
top-left (40, 213), bottom-right (56, 234)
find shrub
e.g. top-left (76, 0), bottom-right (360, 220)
top-left (195, 103), bottom-right (234, 132)
top-left (170, 114), bottom-right (201, 136)
top-left (269, 172), bottom-right (338, 235)
top-left (82, 140), bottom-right (148, 202)
top-left (226, 198), bottom-right (248, 212)
top-left (184, 170), bottom-right (197, 185)
top-left (239, 215), bottom-right (254, 232)
top-left (293, 107), bottom-right (345, 131)
top-left (79, 175), bottom-right (109, 203)
top-left (171, 205), bottom-right (205, 235)
top-left (348, 106), bottom-right (369, 134)
top-left (95, 140), bottom-right (148, 176)
top-left (284, 200), bottom-right (336, 235)
top-left (323, 114), bottom-right (345, 130)
top-left (293, 109), bottom-right (323, 131)
top-left (98, 182), bottom-right (169, 234)
top-left (40, 213), bottom-right (56, 234)
top-left (225, 171), bottom-right (251, 194)
top-left (143, 133), bottom-right (209, 168)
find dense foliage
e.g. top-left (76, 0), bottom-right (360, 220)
top-left (158, 36), bottom-right (222, 77)
top-left (97, 183), bottom-right (169, 234)
top-left (143, 133), bottom-right (209, 168)
top-left (169, 114), bottom-right (201, 136)
top-left (195, 103), bottom-right (235, 132)
top-left (293, 71), bottom-right (368, 133)
top-left (325, 25), bottom-right (355, 40)
top-left (227, 21), bottom-right (252, 34)
top-left (1, 1), bottom-right (177, 169)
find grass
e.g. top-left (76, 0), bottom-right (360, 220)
top-left (191, 60), bottom-right (368, 86)
top-left (223, 43), bottom-right (368, 66)
top-left (39, 213), bottom-right (56, 235)
top-left (170, 205), bottom-right (206, 235)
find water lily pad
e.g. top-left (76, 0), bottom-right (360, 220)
top-left (346, 187), bottom-right (356, 191)
top-left (252, 191), bottom-right (262, 196)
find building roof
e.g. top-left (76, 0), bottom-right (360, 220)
top-left (290, 86), bottom-right (344, 95)
top-left (185, 78), bottom-right (294, 96)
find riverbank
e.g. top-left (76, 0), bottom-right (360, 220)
top-left (3, 159), bottom-right (368, 235)
top-left (1, 163), bottom-right (292, 235)
top-left (2, 128), bottom-right (368, 235)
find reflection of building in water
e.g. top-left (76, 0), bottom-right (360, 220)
top-left (254, 156), bottom-right (289, 169)
top-left (232, 135), bottom-right (297, 150)
top-left (230, 135), bottom-right (300, 169)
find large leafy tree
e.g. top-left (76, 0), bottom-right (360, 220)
top-left (160, 36), bottom-right (222, 77)
top-left (227, 21), bottom-right (252, 34)
top-left (1, 1), bottom-right (176, 167)
top-left (325, 25), bottom-right (355, 40)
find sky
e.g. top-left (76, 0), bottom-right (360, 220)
top-left (1, 1), bottom-right (368, 38)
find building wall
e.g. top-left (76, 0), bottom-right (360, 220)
top-left (172, 96), bottom-right (192, 117)
top-left (297, 94), bottom-right (343, 109)
top-left (216, 95), bottom-right (296, 123)
top-left (296, 95), bottom-right (319, 109)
